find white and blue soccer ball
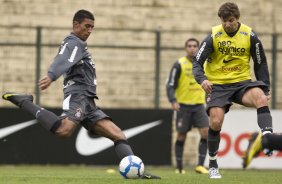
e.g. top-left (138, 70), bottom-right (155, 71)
top-left (119, 155), bottom-right (145, 179)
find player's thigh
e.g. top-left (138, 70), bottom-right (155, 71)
top-left (176, 107), bottom-right (192, 133)
top-left (93, 118), bottom-right (126, 141)
top-left (198, 127), bottom-right (208, 139)
top-left (191, 106), bottom-right (209, 139)
top-left (62, 93), bottom-right (88, 124)
top-left (79, 98), bottom-right (119, 140)
top-left (241, 87), bottom-right (268, 108)
top-left (176, 132), bottom-right (187, 141)
top-left (55, 117), bottom-right (77, 137)
top-left (209, 107), bottom-right (225, 131)
top-left (192, 105), bottom-right (209, 128)
top-left (206, 85), bottom-right (233, 115)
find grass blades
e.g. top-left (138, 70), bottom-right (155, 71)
top-left (0, 165), bottom-right (281, 184)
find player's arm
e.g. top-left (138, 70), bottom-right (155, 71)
top-left (166, 61), bottom-right (181, 110)
top-left (39, 40), bottom-right (83, 90)
top-left (48, 40), bottom-right (83, 81)
top-left (193, 34), bottom-right (214, 93)
top-left (250, 31), bottom-right (270, 90)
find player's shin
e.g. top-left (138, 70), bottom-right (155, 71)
top-left (21, 100), bottom-right (62, 133)
top-left (175, 140), bottom-right (185, 171)
top-left (114, 139), bottom-right (134, 159)
top-left (208, 128), bottom-right (220, 168)
top-left (257, 106), bottom-right (273, 134)
top-left (198, 138), bottom-right (207, 166)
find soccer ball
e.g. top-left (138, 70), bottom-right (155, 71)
top-left (119, 155), bottom-right (145, 179)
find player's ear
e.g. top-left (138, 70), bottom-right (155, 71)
top-left (73, 21), bottom-right (80, 28)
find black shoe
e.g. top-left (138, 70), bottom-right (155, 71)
top-left (2, 92), bottom-right (33, 107)
top-left (141, 172), bottom-right (161, 179)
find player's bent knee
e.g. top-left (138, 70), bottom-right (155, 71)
top-left (210, 122), bottom-right (222, 131)
top-left (114, 130), bottom-right (127, 141)
top-left (55, 118), bottom-right (77, 138)
top-left (55, 130), bottom-right (73, 138)
top-left (94, 119), bottom-right (127, 141)
top-left (257, 95), bottom-right (268, 107)
top-left (109, 126), bottom-right (127, 141)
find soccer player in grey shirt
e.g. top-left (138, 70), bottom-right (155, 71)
top-left (2, 9), bottom-right (159, 179)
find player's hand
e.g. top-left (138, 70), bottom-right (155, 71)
top-left (171, 102), bottom-right (180, 111)
top-left (201, 80), bottom-right (213, 94)
top-left (39, 75), bottom-right (52, 90)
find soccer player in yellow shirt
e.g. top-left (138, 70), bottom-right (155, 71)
top-left (167, 38), bottom-right (209, 174)
top-left (193, 2), bottom-right (272, 179)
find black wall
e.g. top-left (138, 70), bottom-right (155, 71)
top-left (0, 108), bottom-right (172, 165)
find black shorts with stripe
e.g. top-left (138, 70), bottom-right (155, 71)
top-left (206, 80), bottom-right (269, 115)
top-left (176, 104), bottom-right (209, 133)
top-left (60, 93), bottom-right (111, 131)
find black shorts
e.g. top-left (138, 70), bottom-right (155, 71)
top-left (206, 80), bottom-right (269, 114)
top-left (176, 104), bottom-right (209, 133)
top-left (60, 93), bottom-right (111, 131)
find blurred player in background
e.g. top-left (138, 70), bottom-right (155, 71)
top-left (2, 9), bottom-right (160, 179)
top-left (243, 132), bottom-right (282, 168)
top-left (193, 2), bottom-right (272, 179)
top-left (166, 38), bottom-right (209, 174)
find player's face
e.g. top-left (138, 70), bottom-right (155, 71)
top-left (221, 16), bottom-right (239, 33)
top-left (73, 18), bottom-right (94, 41)
top-left (185, 41), bottom-right (198, 57)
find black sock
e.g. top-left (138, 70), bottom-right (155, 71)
top-left (257, 106), bottom-right (273, 133)
top-left (209, 160), bottom-right (218, 168)
top-left (208, 127), bottom-right (220, 168)
top-left (175, 140), bottom-right (185, 170)
top-left (262, 133), bottom-right (282, 150)
top-left (114, 140), bottom-right (134, 160)
top-left (21, 100), bottom-right (61, 133)
top-left (21, 100), bottom-right (42, 116)
top-left (198, 138), bottom-right (207, 166)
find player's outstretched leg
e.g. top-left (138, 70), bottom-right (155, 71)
top-left (114, 140), bottom-right (161, 179)
top-left (95, 119), bottom-right (161, 179)
top-left (242, 132), bottom-right (263, 168)
top-left (2, 92), bottom-right (62, 133)
top-left (2, 92), bottom-right (33, 107)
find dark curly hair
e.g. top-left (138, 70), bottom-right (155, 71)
top-left (73, 9), bottom-right (95, 23)
top-left (218, 2), bottom-right (240, 19)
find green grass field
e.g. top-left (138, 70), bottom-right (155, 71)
top-left (0, 165), bottom-right (281, 184)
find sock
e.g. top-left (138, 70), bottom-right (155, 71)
top-left (21, 100), bottom-right (61, 133)
top-left (114, 140), bottom-right (134, 160)
top-left (175, 140), bottom-right (185, 170)
top-left (208, 127), bottom-right (220, 168)
top-left (209, 159), bottom-right (218, 168)
top-left (262, 133), bottom-right (282, 150)
top-left (198, 138), bottom-right (207, 166)
top-left (257, 106), bottom-right (273, 133)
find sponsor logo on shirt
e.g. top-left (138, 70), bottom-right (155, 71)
top-left (217, 41), bottom-right (246, 56)
top-left (223, 58), bottom-right (236, 64)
